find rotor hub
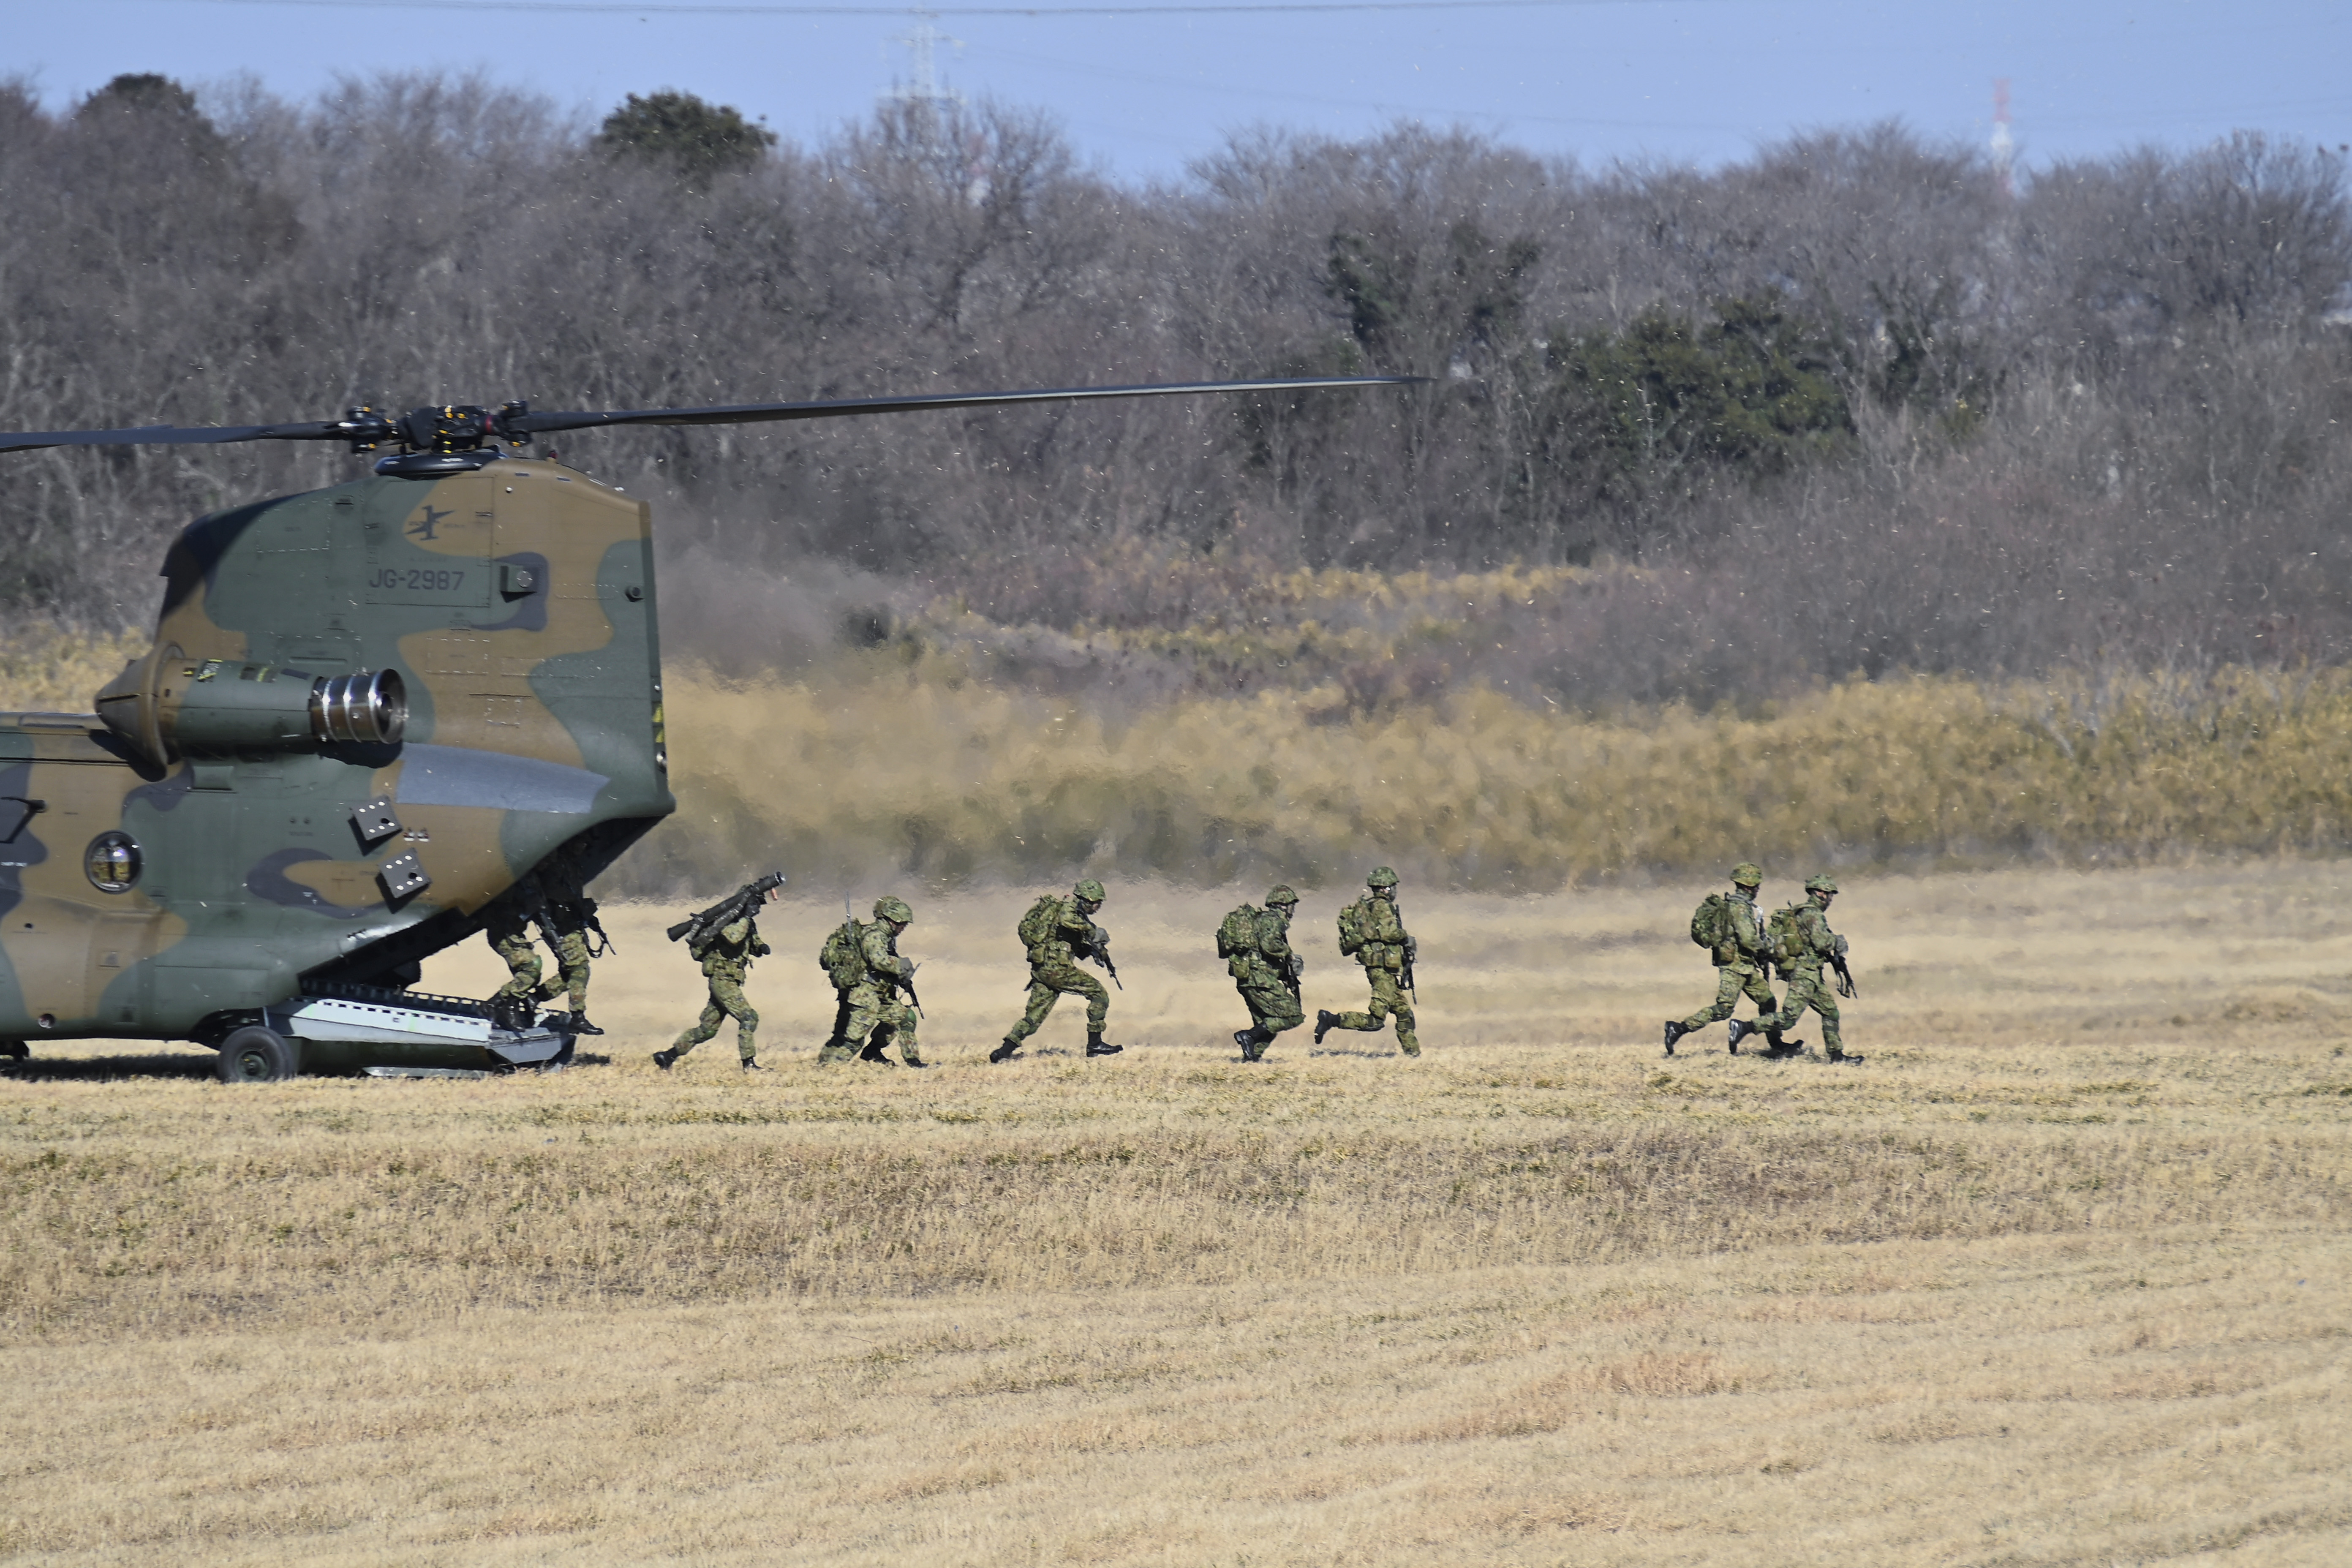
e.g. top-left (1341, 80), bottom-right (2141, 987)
top-left (341, 402), bottom-right (534, 477)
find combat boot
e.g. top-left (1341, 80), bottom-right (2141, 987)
top-left (740, 1057), bottom-right (767, 1072)
top-left (1725, 1019), bottom-right (1750, 1053)
top-left (1315, 1009), bottom-right (1339, 1045)
top-left (1085, 1034), bottom-right (1124, 1058)
top-left (1234, 1029), bottom-right (1260, 1061)
top-left (988, 1039), bottom-right (1023, 1064)
top-left (1662, 1020), bottom-right (1688, 1056)
top-left (568, 1015), bottom-right (605, 1037)
top-left (1826, 1049), bottom-right (1865, 1065)
top-left (651, 1048), bottom-right (678, 1072)
top-left (901, 1056), bottom-right (931, 1070)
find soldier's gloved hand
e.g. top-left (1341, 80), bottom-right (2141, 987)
top-left (1405, 936), bottom-right (1418, 961)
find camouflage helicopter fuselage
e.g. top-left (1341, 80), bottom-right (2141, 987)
top-left (0, 457), bottom-right (671, 1048)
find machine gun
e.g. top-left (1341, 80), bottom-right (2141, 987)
top-left (666, 871), bottom-right (786, 947)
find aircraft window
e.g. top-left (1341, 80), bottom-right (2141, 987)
top-left (85, 832), bottom-right (142, 893)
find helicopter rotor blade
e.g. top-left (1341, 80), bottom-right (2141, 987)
top-left (0, 420), bottom-right (354, 455)
top-left (509, 376), bottom-right (1421, 437)
top-left (0, 375), bottom-right (1420, 457)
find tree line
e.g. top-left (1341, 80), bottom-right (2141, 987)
top-left (3, 72), bottom-right (2349, 702)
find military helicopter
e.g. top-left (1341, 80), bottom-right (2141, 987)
top-left (0, 376), bottom-right (1407, 1080)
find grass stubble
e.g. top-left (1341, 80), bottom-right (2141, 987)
top-left (3, 865), bottom-right (2349, 1564)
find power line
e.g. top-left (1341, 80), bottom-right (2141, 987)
top-left (139, 0), bottom-right (1742, 16)
top-left (976, 40), bottom-right (1756, 132)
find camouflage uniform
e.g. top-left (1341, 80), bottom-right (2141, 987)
top-left (485, 874), bottom-right (544, 1012)
top-left (1230, 886), bottom-right (1305, 1062)
top-left (822, 897), bottom-right (926, 1067)
top-left (1317, 867), bottom-right (1418, 1056)
top-left (661, 913), bottom-right (768, 1067)
top-left (1666, 865), bottom-right (1782, 1055)
top-left (1750, 876), bottom-right (1857, 1062)
top-left (992, 879), bottom-right (1121, 1061)
top-left (534, 893), bottom-right (598, 1029)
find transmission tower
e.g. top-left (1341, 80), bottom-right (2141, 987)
top-left (1991, 78), bottom-right (2014, 200)
top-left (884, 8), bottom-right (967, 132)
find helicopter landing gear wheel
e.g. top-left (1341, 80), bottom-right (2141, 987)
top-left (215, 1025), bottom-right (298, 1083)
top-left (0, 1040), bottom-right (27, 1061)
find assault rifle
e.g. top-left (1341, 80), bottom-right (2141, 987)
top-left (1083, 924), bottom-right (1123, 990)
top-left (583, 897), bottom-right (616, 956)
top-left (666, 871), bottom-right (786, 947)
top-left (901, 961), bottom-right (924, 1017)
top-left (1831, 953), bottom-right (1859, 1000)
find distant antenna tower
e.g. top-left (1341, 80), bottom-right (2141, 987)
top-left (884, 8), bottom-right (966, 131)
top-left (1991, 78), bottom-right (2014, 200)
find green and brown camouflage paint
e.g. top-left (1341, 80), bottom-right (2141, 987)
top-left (0, 457), bottom-right (672, 1045)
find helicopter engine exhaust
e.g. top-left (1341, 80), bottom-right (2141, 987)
top-left (111, 661), bottom-right (408, 757)
top-left (309, 669), bottom-right (406, 746)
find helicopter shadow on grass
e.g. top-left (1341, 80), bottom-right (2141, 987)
top-left (0, 1051), bottom-right (615, 1082)
top-left (1, 1048), bottom-right (218, 1082)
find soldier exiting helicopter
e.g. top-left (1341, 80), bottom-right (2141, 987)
top-left (532, 858), bottom-right (606, 1036)
top-left (485, 871), bottom-right (547, 1029)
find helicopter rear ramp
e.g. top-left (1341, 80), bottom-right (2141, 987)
top-left (266, 985), bottom-right (572, 1074)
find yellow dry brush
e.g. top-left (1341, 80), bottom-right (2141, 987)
top-left (13, 619), bottom-right (2352, 891)
top-left (647, 660), bottom-right (2352, 890)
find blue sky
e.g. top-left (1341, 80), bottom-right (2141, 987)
top-left (10, 0), bottom-right (2349, 181)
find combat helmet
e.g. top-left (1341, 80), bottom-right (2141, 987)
top-left (1730, 862), bottom-right (1764, 888)
top-left (1804, 874), bottom-right (1840, 895)
top-left (874, 896), bottom-right (914, 924)
top-left (1073, 878), bottom-right (1107, 905)
top-left (1266, 884), bottom-right (1299, 907)
top-left (1366, 866), bottom-right (1400, 889)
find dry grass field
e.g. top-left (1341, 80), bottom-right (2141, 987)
top-left (4, 863), bottom-right (2350, 1564)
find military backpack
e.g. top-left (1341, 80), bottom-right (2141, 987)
top-left (1767, 903), bottom-right (1804, 968)
top-left (819, 919), bottom-right (869, 989)
top-left (1217, 904), bottom-right (1263, 961)
top-left (1337, 897), bottom-right (1371, 957)
top-left (1689, 892), bottom-right (1734, 950)
top-left (1017, 895), bottom-right (1063, 952)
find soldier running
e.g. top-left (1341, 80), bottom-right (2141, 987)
top-left (654, 900), bottom-right (771, 1072)
top-left (1664, 862), bottom-right (1784, 1056)
top-left (1222, 885), bottom-right (1305, 1062)
top-left (819, 896), bottom-right (928, 1068)
top-left (1315, 866), bottom-right (1420, 1056)
top-left (991, 878), bottom-right (1124, 1062)
top-left (1735, 874), bottom-right (1863, 1064)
